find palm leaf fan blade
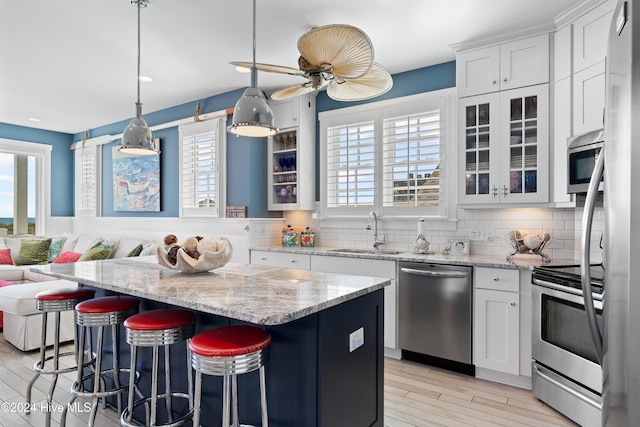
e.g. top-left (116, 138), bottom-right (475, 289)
top-left (297, 24), bottom-right (373, 79)
top-left (327, 63), bottom-right (393, 101)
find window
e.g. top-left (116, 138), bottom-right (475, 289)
top-left (0, 138), bottom-right (51, 235)
top-left (320, 89), bottom-right (455, 219)
top-left (75, 145), bottom-right (101, 216)
top-left (179, 119), bottom-right (226, 217)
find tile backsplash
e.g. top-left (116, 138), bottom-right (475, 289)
top-left (280, 207), bottom-right (603, 264)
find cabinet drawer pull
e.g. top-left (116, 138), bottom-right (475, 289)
top-left (290, 259), bottom-right (297, 263)
top-left (261, 257), bottom-right (268, 261)
top-left (510, 302), bottom-right (517, 306)
top-left (493, 277), bottom-right (499, 281)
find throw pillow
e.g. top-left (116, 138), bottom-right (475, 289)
top-left (16, 238), bottom-right (52, 265)
top-left (48, 237), bottom-right (66, 263)
top-left (127, 244), bottom-right (144, 257)
top-left (139, 242), bottom-right (155, 256)
top-left (53, 251), bottom-right (82, 264)
top-left (79, 241), bottom-right (114, 262)
top-left (0, 248), bottom-right (14, 265)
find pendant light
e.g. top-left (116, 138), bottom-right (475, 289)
top-left (228, 0), bottom-right (278, 138)
top-left (119, 0), bottom-right (159, 155)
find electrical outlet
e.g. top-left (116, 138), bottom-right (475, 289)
top-left (349, 327), bottom-right (364, 352)
top-left (469, 230), bottom-right (493, 241)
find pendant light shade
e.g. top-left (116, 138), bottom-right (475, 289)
top-left (228, 0), bottom-right (278, 138)
top-left (119, 0), bottom-right (159, 155)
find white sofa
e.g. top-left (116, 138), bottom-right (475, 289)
top-left (0, 234), bottom-right (156, 351)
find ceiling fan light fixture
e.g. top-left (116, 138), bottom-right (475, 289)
top-left (228, 0), bottom-right (278, 138)
top-left (119, 0), bottom-right (159, 156)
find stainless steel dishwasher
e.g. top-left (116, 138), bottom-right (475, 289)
top-left (398, 262), bottom-right (474, 375)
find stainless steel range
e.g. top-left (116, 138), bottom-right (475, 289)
top-left (531, 264), bottom-right (604, 427)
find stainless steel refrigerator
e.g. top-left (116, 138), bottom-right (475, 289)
top-left (583, 0), bottom-right (640, 425)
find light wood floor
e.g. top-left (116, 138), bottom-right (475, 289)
top-left (0, 334), bottom-right (576, 427)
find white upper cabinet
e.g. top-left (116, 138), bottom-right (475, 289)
top-left (458, 84), bottom-right (549, 205)
top-left (572, 0), bottom-right (616, 74)
top-left (456, 34), bottom-right (550, 98)
top-left (267, 96), bottom-right (316, 211)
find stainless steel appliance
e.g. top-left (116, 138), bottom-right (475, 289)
top-left (398, 262), bottom-right (473, 375)
top-left (567, 129), bottom-right (604, 194)
top-left (532, 264), bottom-right (604, 427)
top-left (600, 1), bottom-right (640, 424)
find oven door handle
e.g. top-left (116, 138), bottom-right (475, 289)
top-left (533, 364), bottom-right (602, 410)
top-left (580, 149), bottom-right (604, 364)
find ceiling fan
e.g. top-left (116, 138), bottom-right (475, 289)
top-left (231, 24), bottom-right (393, 101)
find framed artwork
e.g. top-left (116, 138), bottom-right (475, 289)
top-left (112, 139), bottom-right (160, 211)
top-left (448, 239), bottom-right (470, 255)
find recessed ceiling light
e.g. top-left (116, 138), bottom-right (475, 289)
top-left (138, 75), bottom-right (153, 82)
top-left (27, 117), bottom-right (41, 122)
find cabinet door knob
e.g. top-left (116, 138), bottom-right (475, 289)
top-left (493, 277), bottom-right (499, 281)
top-left (261, 257), bottom-right (268, 261)
top-left (290, 259), bottom-right (297, 263)
top-left (503, 77), bottom-right (508, 82)
top-left (510, 302), bottom-right (517, 306)
top-left (492, 79), bottom-right (497, 84)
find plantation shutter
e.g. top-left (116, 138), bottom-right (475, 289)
top-left (179, 119), bottom-right (225, 217)
top-left (75, 146), bottom-right (100, 216)
top-left (325, 120), bottom-right (376, 208)
top-left (382, 111), bottom-right (441, 207)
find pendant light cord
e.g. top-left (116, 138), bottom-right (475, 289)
top-left (250, 0), bottom-right (258, 88)
top-left (136, 0), bottom-right (142, 107)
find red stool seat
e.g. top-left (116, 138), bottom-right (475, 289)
top-left (189, 325), bottom-right (271, 357)
top-left (124, 308), bottom-right (196, 331)
top-left (35, 287), bottom-right (95, 301)
top-left (76, 296), bottom-right (140, 314)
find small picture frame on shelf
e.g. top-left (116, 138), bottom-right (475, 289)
top-left (448, 239), bottom-right (470, 255)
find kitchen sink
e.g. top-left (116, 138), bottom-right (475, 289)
top-left (328, 248), bottom-right (403, 255)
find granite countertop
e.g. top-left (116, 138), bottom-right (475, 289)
top-left (30, 258), bottom-right (390, 326)
top-left (251, 246), bottom-right (576, 270)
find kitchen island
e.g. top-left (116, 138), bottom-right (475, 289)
top-left (31, 257), bottom-right (389, 427)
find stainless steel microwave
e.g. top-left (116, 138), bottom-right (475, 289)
top-left (567, 129), bottom-right (604, 194)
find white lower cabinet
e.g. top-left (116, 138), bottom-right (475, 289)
top-left (250, 250), bottom-right (311, 270)
top-left (310, 256), bottom-right (397, 350)
top-left (474, 288), bottom-right (520, 375)
top-left (249, 251), bottom-right (397, 350)
top-left (473, 268), bottom-right (522, 378)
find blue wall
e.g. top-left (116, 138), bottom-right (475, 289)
top-left (0, 122), bottom-right (74, 216)
top-left (2, 61), bottom-right (456, 218)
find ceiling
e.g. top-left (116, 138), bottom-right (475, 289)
top-left (0, 0), bottom-right (581, 135)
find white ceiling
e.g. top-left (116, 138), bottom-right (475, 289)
top-left (0, 0), bottom-right (581, 135)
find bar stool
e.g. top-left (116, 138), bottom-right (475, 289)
top-left (189, 325), bottom-right (271, 427)
top-left (121, 308), bottom-right (196, 427)
top-left (25, 287), bottom-right (95, 427)
top-left (61, 295), bottom-right (141, 427)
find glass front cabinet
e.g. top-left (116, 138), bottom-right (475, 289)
top-left (458, 84), bottom-right (549, 205)
top-left (268, 96), bottom-right (316, 211)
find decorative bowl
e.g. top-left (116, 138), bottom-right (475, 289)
top-left (156, 237), bottom-right (233, 273)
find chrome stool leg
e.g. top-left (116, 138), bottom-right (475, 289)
top-left (120, 308), bottom-right (195, 427)
top-left (61, 296), bottom-right (140, 427)
top-left (25, 287), bottom-right (95, 427)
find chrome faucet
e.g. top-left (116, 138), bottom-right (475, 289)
top-left (366, 211), bottom-right (386, 249)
